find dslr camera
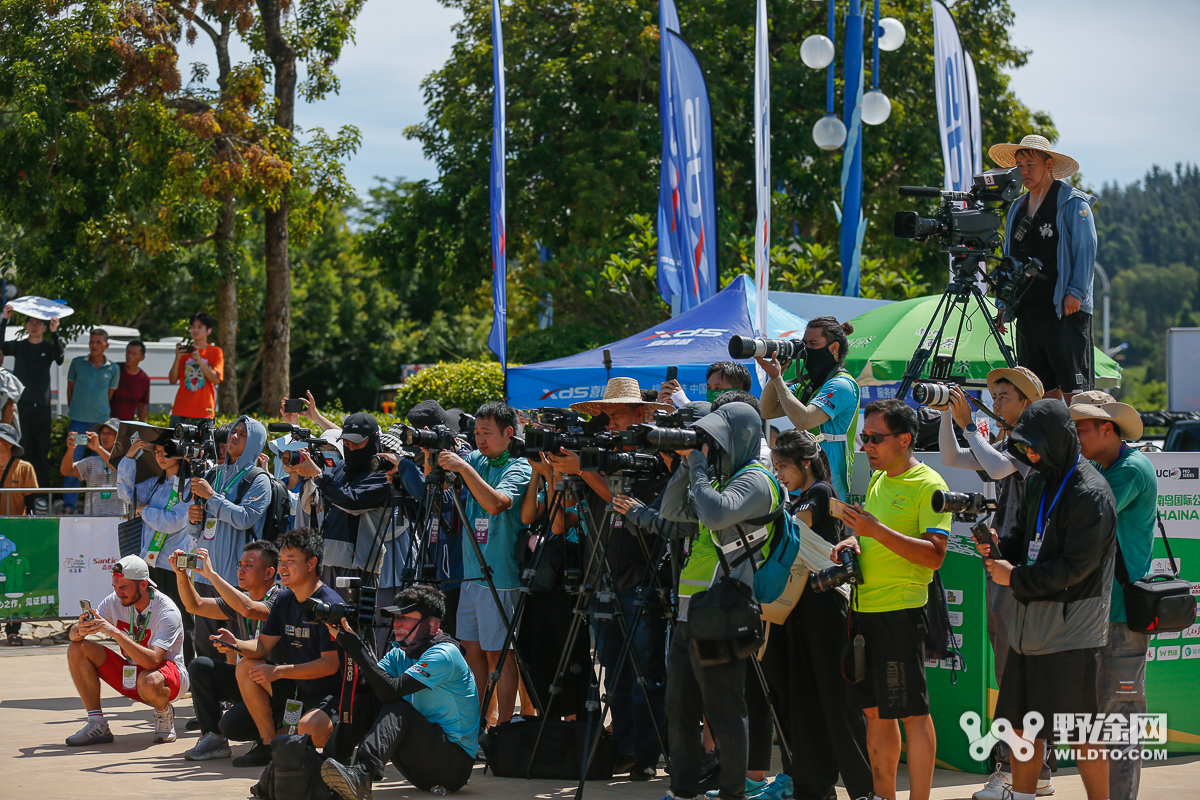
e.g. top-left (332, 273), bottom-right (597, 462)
top-left (809, 546), bottom-right (863, 593)
top-left (268, 422), bottom-right (337, 471)
top-left (173, 421), bottom-right (214, 501)
top-left (303, 576), bottom-right (377, 632)
top-left (931, 489), bottom-right (997, 523)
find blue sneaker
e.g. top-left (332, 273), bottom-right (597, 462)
top-left (706, 778), bottom-right (767, 799)
top-left (748, 774), bottom-right (793, 800)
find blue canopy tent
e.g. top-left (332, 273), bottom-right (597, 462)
top-left (507, 275), bottom-right (808, 408)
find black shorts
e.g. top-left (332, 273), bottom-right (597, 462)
top-left (1016, 311), bottom-right (1093, 394)
top-left (846, 606), bottom-right (930, 719)
top-left (995, 647), bottom-right (1100, 735)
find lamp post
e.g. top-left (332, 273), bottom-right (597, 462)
top-left (803, 0), bottom-right (905, 296)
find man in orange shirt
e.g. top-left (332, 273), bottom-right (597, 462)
top-left (168, 312), bottom-right (224, 427)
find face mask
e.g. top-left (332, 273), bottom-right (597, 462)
top-left (323, 451), bottom-right (343, 473)
top-left (343, 438), bottom-right (379, 474)
top-left (801, 344), bottom-right (838, 380)
top-left (397, 617), bottom-right (438, 658)
top-left (706, 387), bottom-right (735, 403)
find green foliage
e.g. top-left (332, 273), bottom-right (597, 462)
top-left (509, 323), bottom-right (606, 364)
top-left (1108, 262), bottom-right (1199, 383)
top-left (390, 361), bottom-right (506, 420)
top-left (1096, 164), bottom-right (1200, 276)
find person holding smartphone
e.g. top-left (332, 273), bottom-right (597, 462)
top-left (168, 312), bottom-right (223, 427)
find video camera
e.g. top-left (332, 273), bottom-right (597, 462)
top-left (894, 166), bottom-right (1023, 254)
top-left (267, 422), bottom-right (337, 471)
top-left (173, 421), bottom-right (214, 503)
top-left (303, 575), bottom-right (376, 632)
top-left (508, 407), bottom-right (607, 458)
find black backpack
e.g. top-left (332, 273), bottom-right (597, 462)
top-left (251, 734), bottom-right (331, 800)
top-left (207, 465), bottom-right (292, 543)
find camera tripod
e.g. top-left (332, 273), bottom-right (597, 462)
top-left (895, 253), bottom-right (1016, 401)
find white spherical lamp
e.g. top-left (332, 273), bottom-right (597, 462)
top-left (813, 115), bottom-right (847, 150)
top-left (861, 89), bottom-right (892, 125)
top-left (878, 17), bottom-right (906, 51)
top-left (800, 35), bottom-right (835, 70)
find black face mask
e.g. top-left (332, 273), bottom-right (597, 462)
top-left (802, 344), bottom-right (838, 383)
top-left (344, 437), bottom-right (379, 475)
top-left (397, 617), bottom-right (439, 658)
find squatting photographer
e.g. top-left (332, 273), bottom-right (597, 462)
top-left (318, 584), bottom-right (480, 799)
top-left (832, 399), bottom-right (952, 800)
top-left (989, 134), bottom-right (1097, 402)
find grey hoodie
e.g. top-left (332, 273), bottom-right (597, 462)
top-left (195, 415), bottom-right (271, 585)
top-left (662, 402), bottom-right (777, 620)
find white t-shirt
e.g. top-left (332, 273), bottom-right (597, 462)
top-left (96, 588), bottom-right (190, 694)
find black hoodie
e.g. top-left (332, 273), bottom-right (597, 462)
top-left (1000, 400), bottom-right (1117, 655)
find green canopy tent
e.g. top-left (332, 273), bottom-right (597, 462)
top-left (841, 294), bottom-right (1120, 389)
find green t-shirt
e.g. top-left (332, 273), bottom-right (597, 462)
top-left (1, 553), bottom-right (31, 593)
top-left (1099, 446), bottom-right (1158, 623)
top-left (461, 451), bottom-right (533, 590)
top-left (857, 462), bottom-right (953, 613)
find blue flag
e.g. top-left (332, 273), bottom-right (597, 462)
top-left (487, 0), bottom-right (508, 370)
top-left (658, 20), bottom-right (717, 313)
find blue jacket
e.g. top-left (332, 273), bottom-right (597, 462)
top-left (1003, 179), bottom-right (1098, 318)
top-left (316, 461), bottom-right (392, 572)
top-left (197, 415), bottom-right (271, 585)
top-left (115, 458), bottom-right (197, 567)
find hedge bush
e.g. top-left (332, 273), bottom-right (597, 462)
top-left (390, 360), bottom-right (506, 419)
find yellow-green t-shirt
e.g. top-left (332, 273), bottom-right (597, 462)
top-left (856, 462), bottom-right (953, 613)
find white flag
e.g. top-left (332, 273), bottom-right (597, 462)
top-left (931, 0), bottom-right (972, 193)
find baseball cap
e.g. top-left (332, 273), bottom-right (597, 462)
top-left (112, 555), bottom-right (157, 587)
top-left (406, 400), bottom-right (452, 431)
top-left (378, 601), bottom-right (421, 618)
top-left (91, 418), bottom-right (121, 435)
top-left (339, 412), bottom-right (379, 444)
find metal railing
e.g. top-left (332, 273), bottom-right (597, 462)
top-left (0, 486), bottom-right (133, 517)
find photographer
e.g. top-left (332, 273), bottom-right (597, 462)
top-left (933, 368), bottom-right (1053, 799)
top-left (659, 401), bottom-right (779, 800)
top-left (116, 434), bottom-right (198, 660)
top-left (832, 399), bottom-right (951, 800)
top-left (187, 415), bottom-right (271, 661)
top-left (988, 135), bottom-right (1096, 402)
top-left (757, 317), bottom-right (860, 499)
top-left (1, 305), bottom-right (63, 497)
top-left (64, 328), bottom-right (120, 513)
top-left (211, 527), bottom-right (342, 767)
top-left (59, 418), bottom-right (124, 517)
top-left (168, 312), bottom-right (223, 426)
top-left (172, 541), bottom-right (281, 762)
top-left (319, 585), bottom-right (480, 799)
top-left (658, 361), bottom-right (753, 408)
top-left (1070, 392), bottom-right (1157, 800)
top-left (981, 399), bottom-right (1116, 800)
top-left (436, 401), bottom-right (531, 727)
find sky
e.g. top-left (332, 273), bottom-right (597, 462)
top-left (181, 0), bottom-right (1198, 196)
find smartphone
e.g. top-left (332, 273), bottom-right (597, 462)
top-left (283, 398), bottom-right (307, 414)
top-left (828, 497), bottom-right (851, 520)
top-left (665, 365), bottom-right (678, 382)
top-left (71, 432), bottom-right (89, 447)
top-left (970, 520), bottom-right (994, 558)
top-left (79, 599), bottom-right (97, 619)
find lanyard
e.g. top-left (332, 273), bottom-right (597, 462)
top-left (164, 485), bottom-right (180, 512)
top-left (128, 589), bottom-right (154, 658)
top-left (219, 466), bottom-right (250, 494)
top-left (1101, 443), bottom-right (1128, 477)
top-left (1036, 456), bottom-right (1079, 540)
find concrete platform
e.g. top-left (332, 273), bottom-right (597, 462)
top-left (3, 644), bottom-right (1199, 799)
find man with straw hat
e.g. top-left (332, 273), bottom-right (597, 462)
top-left (989, 134), bottom-right (1098, 404)
top-left (1070, 391), bottom-right (1156, 800)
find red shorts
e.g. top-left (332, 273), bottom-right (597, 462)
top-left (98, 648), bottom-right (183, 704)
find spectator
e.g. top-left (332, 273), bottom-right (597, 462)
top-left (834, 399), bottom-right (952, 800)
top-left (0, 305), bottom-right (64, 497)
top-left (111, 340), bottom-right (150, 421)
top-left (168, 312), bottom-right (223, 426)
top-left (116, 433), bottom-right (199, 661)
top-left (174, 541), bottom-right (282, 762)
top-left (1070, 392), bottom-right (1157, 800)
top-left (0, 422), bottom-right (37, 517)
top-left (210, 527), bottom-right (342, 767)
top-left (436, 401), bottom-right (532, 729)
top-left (187, 415), bottom-right (271, 661)
top-left (64, 555), bottom-right (188, 747)
top-left (658, 361), bottom-right (753, 408)
top-left (64, 328), bottom-right (121, 513)
top-left (59, 418), bottom-right (124, 517)
top-left (0, 357), bottom-right (22, 437)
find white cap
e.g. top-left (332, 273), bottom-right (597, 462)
top-left (113, 555), bottom-right (157, 587)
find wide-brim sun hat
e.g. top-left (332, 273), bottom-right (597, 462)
top-left (987, 366), bottom-right (1045, 404)
top-left (1069, 391), bottom-right (1144, 442)
top-left (988, 134), bottom-right (1079, 179)
top-left (0, 423), bottom-right (23, 457)
top-left (569, 377), bottom-right (674, 417)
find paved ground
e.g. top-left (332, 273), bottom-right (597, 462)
top-left (4, 643), bottom-right (1200, 800)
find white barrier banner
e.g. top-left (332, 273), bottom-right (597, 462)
top-left (57, 517), bottom-right (121, 617)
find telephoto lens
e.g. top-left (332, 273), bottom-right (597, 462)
top-left (911, 381), bottom-right (953, 407)
top-left (281, 450), bottom-right (305, 467)
top-left (808, 547), bottom-right (864, 592)
top-left (303, 597), bottom-right (353, 626)
top-left (931, 489), bottom-right (992, 516)
top-left (727, 335), bottom-right (804, 361)
top-left (644, 426), bottom-right (702, 452)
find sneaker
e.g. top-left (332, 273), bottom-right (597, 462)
top-left (185, 718), bottom-right (201, 732)
top-left (1037, 778), bottom-right (1055, 796)
top-left (66, 719), bottom-right (114, 747)
top-left (153, 705), bottom-right (176, 743)
top-left (321, 758), bottom-right (373, 800)
top-left (232, 742), bottom-right (273, 768)
top-left (630, 764), bottom-right (657, 781)
top-left (6, 634), bottom-right (21, 647)
top-left (749, 773), bottom-right (794, 800)
top-left (972, 769), bottom-right (1011, 800)
top-left (696, 748), bottom-right (720, 792)
top-left (706, 778), bottom-right (766, 799)
top-left (613, 751), bottom-right (638, 774)
top-left (183, 731), bottom-right (232, 761)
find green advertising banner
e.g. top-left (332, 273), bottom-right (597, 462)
top-left (0, 518), bottom-right (60, 618)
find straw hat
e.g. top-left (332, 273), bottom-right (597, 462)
top-left (569, 377), bottom-right (674, 417)
top-left (1069, 391), bottom-right (1143, 442)
top-left (988, 134), bottom-right (1080, 179)
top-left (987, 367), bottom-right (1044, 403)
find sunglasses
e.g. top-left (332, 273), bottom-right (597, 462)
top-left (859, 431), bottom-right (905, 446)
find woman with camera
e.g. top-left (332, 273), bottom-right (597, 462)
top-left (117, 435), bottom-right (198, 661)
top-left (743, 429), bottom-right (872, 800)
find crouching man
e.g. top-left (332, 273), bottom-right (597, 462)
top-left (321, 584), bottom-right (480, 799)
top-left (65, 555), bottom-right (188, 746)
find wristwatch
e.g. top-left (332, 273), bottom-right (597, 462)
top-left (964, 422), bottom-right (978, 434)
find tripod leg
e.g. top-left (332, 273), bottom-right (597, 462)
top-left (896, 289), bottom-right (959, 400)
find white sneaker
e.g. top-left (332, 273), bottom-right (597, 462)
top-left (153, 705), bottom-right (176, 744)
top-left (66, 719), bottom-right (114, 747)
top-left (972, 769), bottom-right (1012, 800)
top-left (1036, 778), bottom-right (1054, 796)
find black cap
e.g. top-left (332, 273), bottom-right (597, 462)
top-left (339, 412), bottom-right (379, 444)
top-left (406, 400), bottom-right (452, 431)
top-left (379, 602), bottom-right (421, 618)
